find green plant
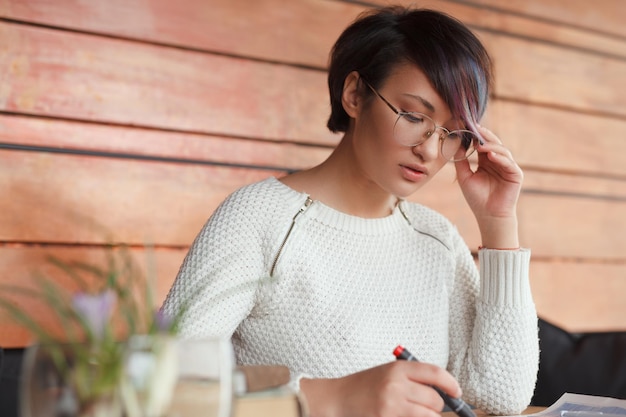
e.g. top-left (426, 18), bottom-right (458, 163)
top-left (0, 245), bottom-right (181, 415)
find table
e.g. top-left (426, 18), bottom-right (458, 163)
top-left (442, 406), bottom-right (546, 417)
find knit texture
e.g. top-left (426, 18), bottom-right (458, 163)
top-left (162, 177), bottom-right (539, 415)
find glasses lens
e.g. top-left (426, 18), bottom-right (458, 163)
top-left (441, 130), bottom-right (477, 161)
top-left (393, 112), bottom-right (436, 147)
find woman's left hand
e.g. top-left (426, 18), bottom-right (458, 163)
top-left (454, 125), bottom-right (523, 247)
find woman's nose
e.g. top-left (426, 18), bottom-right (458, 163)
top-left (412, 130), bottom-right (441, 160)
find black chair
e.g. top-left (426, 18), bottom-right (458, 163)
top-left (0, 347), bottom-right (24, 417)
top-left (531, 318), bottom-right (626, 406)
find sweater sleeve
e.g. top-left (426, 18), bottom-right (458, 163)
top-left (160, 193), bottom-right (267, 340)
top-left (446, 235), bottom-right (539, 415)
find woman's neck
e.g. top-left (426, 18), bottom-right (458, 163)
top-left (280, 140), bottom-right (399, 218)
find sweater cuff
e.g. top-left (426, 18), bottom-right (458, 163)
top-left (478, 248), bottom-right (532, 307)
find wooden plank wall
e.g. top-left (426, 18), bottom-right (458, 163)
top-left (0, 0), bottom-right (624, 347)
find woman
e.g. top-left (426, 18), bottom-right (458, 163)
top-left (162, 6), bottom-right (539, 417)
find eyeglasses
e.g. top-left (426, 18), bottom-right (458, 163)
top-left (363, 80), bottom-right (479, 162)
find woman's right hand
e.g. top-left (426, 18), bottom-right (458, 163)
top-left (299, 361), bottom-right (462, 417)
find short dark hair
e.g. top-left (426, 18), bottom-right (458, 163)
top-left (326, 6), bottom-right (493, 134)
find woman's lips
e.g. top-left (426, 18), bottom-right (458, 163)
top-left (400, 164), bottom-right (428, 182)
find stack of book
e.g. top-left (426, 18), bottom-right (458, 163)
top-left (233, 365), bottom-right (308, 417)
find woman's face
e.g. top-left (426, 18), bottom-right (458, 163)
top-left (348, 62), bottom-right (453, 199)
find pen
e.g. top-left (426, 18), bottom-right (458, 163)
top-left (393, 345), bottom-right (476, 417)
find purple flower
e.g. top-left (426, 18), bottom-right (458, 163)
top-left (153, 310), bottom-right (174, 332)
top-left (72, 290), bottom-right (116, 339)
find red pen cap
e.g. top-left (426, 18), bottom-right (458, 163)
top-left (393, 345), bottom-right (405, 358)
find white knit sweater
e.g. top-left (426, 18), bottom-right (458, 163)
top-left (162, 177), bottom-right (539, 415)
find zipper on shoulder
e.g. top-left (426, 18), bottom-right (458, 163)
top-left (397, 200), bottom-right (450, 251)
top-left (269, 196), bottom-right (313, 277)
top-left (397, 200), bottom-right (411, 225)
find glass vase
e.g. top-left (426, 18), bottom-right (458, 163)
top-left (121, 335), bottom-right (235, 417)
top-left (120, 334), bottom-right (179, 417)
top-left (20, 343), bottom-right (123, 417)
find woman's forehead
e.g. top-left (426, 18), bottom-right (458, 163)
top-left (382, 63), bottom-right (452, 120)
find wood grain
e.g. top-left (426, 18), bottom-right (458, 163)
top-left (530, 260), bottom-right (626, 332)
top-left (482, 34), bottom-right (626, 116)
top-left (468, 0), bottom-right (626, 39)
top-left (488, 100), bottom-right (626, 178)
top-left (0, 22), bottom-right (338, 146)
top-left (0, 114), bottom-right (332, 171)
top-left (0, 0), bottom-right (361, 69)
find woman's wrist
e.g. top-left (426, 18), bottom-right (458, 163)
top-left (478, 216), bottom-right (519, 249)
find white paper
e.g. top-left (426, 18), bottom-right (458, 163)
top-left (505, 394), bottom-right (626, 417)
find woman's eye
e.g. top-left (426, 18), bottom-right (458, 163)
top-left (446, 131), bottom-right (472, 149)
top-left (402, 113), bottom-right (425, 124)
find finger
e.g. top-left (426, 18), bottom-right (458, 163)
top-left (478, 152), bottom-right (524, 184)
top-left (405, 383), bottom-right (445, 411)
top-left (402, 362), bottom-right (462, 399)
top-left (485, 151), bottom-right (523, 175)
top-left (476, 124), bottom-right (502, 145)
top-left (476, 147), bottom-right (518, 177)
top-left (476, 140), bottom-right (513, 160)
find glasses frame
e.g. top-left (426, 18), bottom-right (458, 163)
top-left (362, 80), bottom-right (478, 162)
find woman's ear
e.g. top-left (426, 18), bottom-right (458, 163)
top-left (341, 71), bottom-right (362, 118)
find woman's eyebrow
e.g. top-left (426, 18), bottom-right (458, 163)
top-left (402, 93), bottom-right (435, 113)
